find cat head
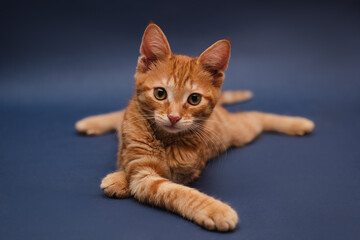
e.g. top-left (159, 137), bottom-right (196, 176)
top-left (134, 23), bottom-right (231, 134)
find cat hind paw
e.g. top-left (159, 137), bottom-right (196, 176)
top-left (290, 118), bottom-right (315, 136)
top-left (75, 117), bottom-right (107, 135)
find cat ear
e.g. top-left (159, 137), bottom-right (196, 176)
top-left (198, 39), bottom-right (231, 74)
top-left (138, 23), bottom-right (171, 72)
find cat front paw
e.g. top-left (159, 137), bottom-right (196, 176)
top-left (100, 171), bottom-right (130, 198)
top-left (289, 117), bottom-right (315, 136)
top-left (194, 200), bottom-right (239, 232)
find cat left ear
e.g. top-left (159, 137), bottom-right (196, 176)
top-left (138, 23), bottom-right (171, 72)
top-left (197, 39), bottom-right (231, 76)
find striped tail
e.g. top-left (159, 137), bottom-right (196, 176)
top-left (218, 90), bottom-right (253, 105)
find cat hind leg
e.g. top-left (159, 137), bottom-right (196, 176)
top-left (75, 110), bottom-right (125, 135)
top-left (226, 111), bottom-right (314, 147)
top-left (219, 90), bottom-right (253, 105)
top-left (250, 111), bottom-right (315, 136)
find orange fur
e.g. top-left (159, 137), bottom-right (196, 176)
top-left (75, 23), bottom-right (314, 231)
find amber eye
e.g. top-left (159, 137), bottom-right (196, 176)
top-left (188, 93), bottom-right (202, 105)
top-left (154, 88), bottom-right (167, 100)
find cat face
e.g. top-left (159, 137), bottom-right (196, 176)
top-left (134, 24), bottom-right (231, 134)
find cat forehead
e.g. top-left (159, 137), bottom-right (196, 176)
top-left (160, 77), bottom-right (202, 103)
top-left (161, 77), bottom-right (198, 90)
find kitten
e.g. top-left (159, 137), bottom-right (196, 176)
top-left (75, 23), bottom-right (314, 231)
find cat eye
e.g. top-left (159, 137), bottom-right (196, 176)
top-left (188, 93), bottom-right (202, 105)
top-left (154, 88), bottom-right (167, 100)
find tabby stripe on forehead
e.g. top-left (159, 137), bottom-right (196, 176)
top-left (169, 60), bottom-right (177, 82)
top-left (172, 58), bottom-right (177, 74)
top-left (172, 73), bottom-right (178, 86)
top-left (178, 61), bottom-right (192, 88)
top-left (165, 77), bottom-right (170, 85)
top-left (183, 61), bottom-right (192, 87)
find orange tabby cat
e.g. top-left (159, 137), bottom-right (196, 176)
top-left (75, 23), bottom-right (314, 231)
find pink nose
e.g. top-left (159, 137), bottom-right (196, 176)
top-left (168, 115), bottom-right (182, 125)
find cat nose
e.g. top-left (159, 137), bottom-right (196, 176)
top-left (168, 115), bottom-right (182, 125)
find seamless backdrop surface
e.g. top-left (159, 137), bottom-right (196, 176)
top-left (1, 1), bottom-right (360, 239)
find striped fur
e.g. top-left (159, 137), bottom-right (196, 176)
top-left (76, 23), bottom-right (314, 231)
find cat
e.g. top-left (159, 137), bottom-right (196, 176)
top-left (75, 23), bottom-right (314, 231)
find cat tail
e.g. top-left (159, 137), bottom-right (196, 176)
top-left (219, 90), bottom-right (253, 105)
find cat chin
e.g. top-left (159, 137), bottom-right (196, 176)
top-left (161, 125), bottom-right (185, 134)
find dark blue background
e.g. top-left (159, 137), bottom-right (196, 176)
top-left (1, 0), bottom-right (360, 239)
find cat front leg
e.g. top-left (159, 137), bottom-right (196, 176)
top-left (126, 158), bottom-right (239, 231)
top-left (75, 110), bottom-right (125, 135)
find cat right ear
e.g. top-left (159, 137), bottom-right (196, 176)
top-left (137, 23), bottom-right (171, 72)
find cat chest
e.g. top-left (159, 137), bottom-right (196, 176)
top-left (165, 144), bottom-right (206, 184)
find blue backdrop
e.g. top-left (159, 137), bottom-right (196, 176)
top-left (1, 0), bottom-right (359, 239)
